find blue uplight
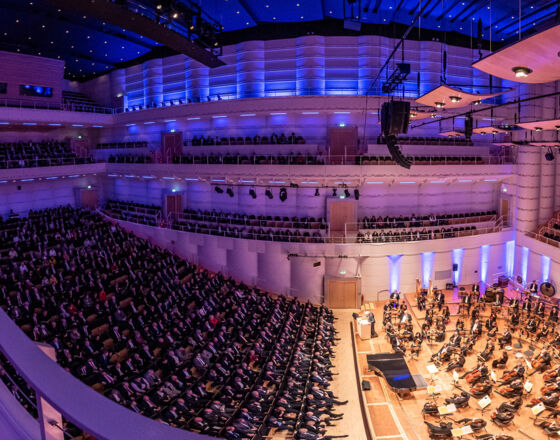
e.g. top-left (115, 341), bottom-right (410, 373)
top-left (480, 245), bottom-right (491, 284)
top-left (421, 252), bottom-right (434, 288)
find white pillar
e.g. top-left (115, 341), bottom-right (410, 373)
top-left (516, 146), bottom-right (541, 233)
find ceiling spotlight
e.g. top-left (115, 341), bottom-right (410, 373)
top-left (435, 102), bottom-right (445, 108)
top-left (545, 147), bottom-right (555, 161)
top-left (214, 186), bottom-right (223, 194)
top-left (555, 125), bottom-right (560, 130)
top-left (279, 187), bottom-right (287, 202)
top-left (332, 188), bottom-right (337, 197)
top-left (354, 189), bottom-right (360, 200)
top-left (449, 96), bottom-right (462, 103)
top-left (265, 189), bottom-right (273, 199)
top-left (410, 112), bottom-right (417, 119)
top-left (535, 127), bottom-right (543, 132)
top-left (344, 189), bottom-right (351, 198)
top-left (249, 188), bottom-right (256, 199)
top-left (156, 4), bottom-right (162, 10)
top-left (430, 113), bottom-right (437, 118)
top-left (314, 188), bottom-right (320, 197)
top-left (473, 100), bottom-right (481, 106)
top-left (172, 12), bottom-right (179, 19)
top-left (512, 66), bottom-right (532, 78)
top-left (226, 188), bottom-right (234, 197)
top-left (492, 130), bottom-right (499, 135)
top-left (480, 131), bottom-right (487, 135)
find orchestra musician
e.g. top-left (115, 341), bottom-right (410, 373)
top-left (535, 299), bottom-right (546, 318)
top-left (550, 303), bottom-right (559, 323)
top-left (529, 280), bottom-right (539, 294)
top-left (389, 290), bottom-right (400, 307)
top-left (470, 318), bottom-right (482, 337)
top-left (522, 296), bottom-right (533, 316)
top-left (435, 290), bottom-right (445, 311)
top-left (460, 291), bottom-right (472, 314)
top-left (508, 297), bottom-right (519, 314)
top-left (498, 327), bottom-right (512, 348)
top-left (472, 283), bottom-right (480, 295)
top-left (449, 330), bottom-right (462, 347)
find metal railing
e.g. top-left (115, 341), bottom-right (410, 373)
top-left (349, 213), bottom-right (498, 233)
top-left (169, 153), bottom-right (513, 166)
top-left (0, 157), bottom-right (96, 169)
top-left (105, 210), bottom-right (504, 245)
top-left (0, 97), bottom-right (115, 114)
top-left (174, 211), bottom-right (327, 230)
top-left (528, 229), bottom-right (560, 248)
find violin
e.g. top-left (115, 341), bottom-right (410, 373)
top-left (544, 367), bottom-right (560, 382)
top-left (501, 369), bottom-right (521, 383)
top-left (540, 382), bottom-right (560, 394)
top-left (465, 369), bottom-right (482, 384)
top-left (531, 352), bottom-right (551, 370)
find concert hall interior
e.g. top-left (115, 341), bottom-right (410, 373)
top-left (3, 1), bottom-right (560, 440)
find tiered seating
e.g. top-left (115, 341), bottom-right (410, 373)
top-left (172, 209), bottom-right (327, 243)
top-left (189, 133), bottom-right (305, 146)
top-left (103, 200), bottom-right (162, 226)
top-left (172, 152), bottom-right (325, 165)
top-left (97, 141), bottom-right (148, 149)
top-left (356, 155), bottom-right (484, 165)
top-left (536, 211), bottom-right (560, 244)
top-left (377, 135), bottom-right (474, 146)
top-left (108, 154), bottom-right (152, 164)
top-left (0, 207), bottom-right (340, 439)
top-left (62, 91), bottom-right (111, 114)
top-left (0, 140), bottom-right (93, 169)
top-left (357, 210), bottom-right (499, 243)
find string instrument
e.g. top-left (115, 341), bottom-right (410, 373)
top-left (496, 380), bottom-right (523, 398)
top-left (544, 367), bottom-right (560, 382)
top-left (470, 380), bottom-right (492, 397)
top-left (499, 368), bottom-right (523, 385)
top-left (531, 350), bottom-right (552, 370)
top-left (540, 382), bottom-right (560, 394)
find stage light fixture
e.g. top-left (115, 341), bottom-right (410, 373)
top-left (214, 186), bottom-right (223, 194)
top-left (279, 187), bottom-right (287, 202)
top-left (344, 189), bottom-right (351, 198)
top-left (545, 147), bottom-right (555, 161)
top-left (249, 188), bottom-right (257, 199)
top-left (556, 125), bottom-right (560, 130)
top-left (314, 188), bottom-right (320, 197)
top-left (332, 188), bottom-right (337, 197)
top-left (172, 12), bottom-right (179, 19)
top-left (535, 127), bottom-right (543, 132)
top-left (265, 189), bottom-right (273, 199)
top-left (512, 66), bottom-right (532, 78)
top-left (473, 100), bottom-right (481, 106)
top-left (354, 189), bottom-right (360, 200)
top-left (226, 187), bottom-right (234, 197)
top-left (449, 96), bottom-right (462, 103)
top-left (435, 102), bottom-right (445, 108)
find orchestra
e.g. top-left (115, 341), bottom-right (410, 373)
top-left (377, 279), bottom-right (560, 439)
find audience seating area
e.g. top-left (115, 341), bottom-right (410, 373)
top-left (108, 154), bottom-right (152, 164)
top-left (0, 140), bottom-right (93, 169)
top-left (356, 210), bottom-right (499, 243)
top-left (62, 91), bottom-right (112, 114)
top-left (377, 136), bottom-right (474, 146)
top-left (0, 206), bottom-right (341, 439)
top-left (189, 133), bottom-right (305, 146)
top-left (355, 155), bottom-right (486, 165)
top-left (535, 211), bottom-right (560, 246)
top-left (103, 200), bottom-right (162, 226)
top-left (97, 141), bottom-right (149, 150)
top-left (172, 209), bottom-right (327, 243)
top-left (172, 153), bottom-right (325, 165)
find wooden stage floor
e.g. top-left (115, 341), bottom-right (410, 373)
top-left (344, 286), bottom-right (555, 440)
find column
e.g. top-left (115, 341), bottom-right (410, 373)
top-left (143, 58), bottom-right (163, 107)
top-left (185, 59), bottom-right (209, 102)
top-left (236, 41), bottom-right (264, 99)
top-left (516, 146), bottom-right (542, 233)
top-left (296, 35), bottom-right (325, 95)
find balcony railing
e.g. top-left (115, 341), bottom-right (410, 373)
top-left (0, 157), bottom-right (96, 169)
top-left (169, 154), bottom-right (513, 166)
top-left (0, 98), bottom-right (115, 114)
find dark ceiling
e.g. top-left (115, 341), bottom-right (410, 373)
top-left (1, 0), bottom-right (558, 81)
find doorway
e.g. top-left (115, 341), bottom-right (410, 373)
top-left (325, 279), bottom-right (359, 308)
top-left (80, 189), bottom-right (98, 210)
top-left (329, 199), bottom-right (357, 240)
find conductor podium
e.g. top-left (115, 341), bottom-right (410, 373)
top-left (356, 318), bottom-right (371, 340)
